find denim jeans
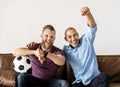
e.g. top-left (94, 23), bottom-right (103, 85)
top-left (72, 73), bottom-right (109, 87)
top-left (17, 73), bottom-right (69, 87)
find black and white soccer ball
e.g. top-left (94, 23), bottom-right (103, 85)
top-left (13, 56), bottom-right (32, 73)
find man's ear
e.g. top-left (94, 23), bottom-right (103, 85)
top-left (64, 37), bottom-right (67, 41)
top-left (40, 34), bottom-right (42, 38)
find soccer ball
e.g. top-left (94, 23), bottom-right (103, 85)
top-left (13, 56), bottom-right (32, 73)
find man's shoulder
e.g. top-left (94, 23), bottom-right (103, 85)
top-left (63, 45), bottom-right (69, 48)
top-left (63, 45), bottom-right (70, 51)
top-left (52, 45), bottom-right (62, 51)
top-left (51, 46), bottom-right (65, 56)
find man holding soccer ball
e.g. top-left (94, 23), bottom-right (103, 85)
top-left (13, 25), bottom-right (69, 87)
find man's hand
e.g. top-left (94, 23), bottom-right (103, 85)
top-left (27, 42), bottom-right (45, 64)
top-left (80, 6), bottom-right (91, 16)
top-left (26, 42), bottom-right (38, 48)
top-left (80, 6), bottom-right (96, 27)
top-left (35, 48), bottom-right (45, 64)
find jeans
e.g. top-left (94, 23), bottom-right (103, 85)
top-left (72, 73), bottom-right (110, 87)
top-left (17, 73), bottom-right (69, 87)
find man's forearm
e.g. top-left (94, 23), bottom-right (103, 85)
top-left (13, 48), bottom-right (35, 56)
top-left (86, 13), bottom-right (96, 27)
top-left (47, 52), bottom-right (65, 66)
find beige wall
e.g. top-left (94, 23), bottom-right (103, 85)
top-left (0, 0), bottom-right (120, 54)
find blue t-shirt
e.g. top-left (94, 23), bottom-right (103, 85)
top-left (63, 25), bottom-right (100, 85)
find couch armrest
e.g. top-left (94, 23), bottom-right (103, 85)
top-left (0, 68), bottom-right (18, 87)
top-left (0, 53), bottom-right (15, 70)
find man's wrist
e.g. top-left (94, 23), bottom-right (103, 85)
top-left (43, 50), bottom-right (48, 58)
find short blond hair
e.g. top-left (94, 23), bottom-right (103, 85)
top-left (42, 25), bottom-right (56, 34)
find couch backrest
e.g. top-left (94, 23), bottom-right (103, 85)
top-left (0, 53), bottom-right (15, 70)
top-left (66, 55), bottom-right (120, 83)
top-left (97, 55), bottom-right (120, 82)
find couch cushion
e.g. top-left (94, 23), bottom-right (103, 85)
top-left (0, 68), bottom-right (18, 87)
top-left (110, 82), bottom-right (120, 87)
top-left (0, 53), bottom-right (15, 70)
top-left (57, 65), bottom-right (65, 79)
top-left (97, 55), bottom-right (120, 82)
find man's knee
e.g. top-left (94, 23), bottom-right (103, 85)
top-left (100, 73), bottom-right (110, 81)
top-left (17, 73), bottom-right (28, 83)
top-left (91, 73), bottom-right (110, 87)
top-left (55, 79), bottom-right (69, 87)
top-left (60, 80), bottom-right (69, 87)
top-left (97, 73), bottom-right (110, 87)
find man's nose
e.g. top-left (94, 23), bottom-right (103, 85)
top-left (71, 36), bottom-right (75, 40)
top-left (47, 36), bottom-right (51, 40)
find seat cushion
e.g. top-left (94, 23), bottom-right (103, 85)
top-left (0, 69), bottom-right (18, 87)
top-left (110, 83), bottom-right (120, 87)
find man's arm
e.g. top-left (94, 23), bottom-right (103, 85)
top-left (13, 47), bottom-right (45, 64)
top-left (13, 48), bottom-right (35, 56)
top-left (47, 53), bottom-right (65, 66)
top-left (80, 6), bottom-right (96, 27)
top-left (26, 42), bottom-right (65, 66)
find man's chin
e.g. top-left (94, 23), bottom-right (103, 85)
top-left (71, 44), bottom-right (77, 47)
top-left (45, 44), bottom-right (52, 49)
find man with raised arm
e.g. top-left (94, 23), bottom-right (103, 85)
top-left (63, 6), bottom-right (109, 87)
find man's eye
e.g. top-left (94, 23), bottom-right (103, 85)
top-left (45, 35), bottom-right (48, 37)
top-left (74, 33), bottom-right (78, 36)
top-left (67, 36), bottom-right (71, 38)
